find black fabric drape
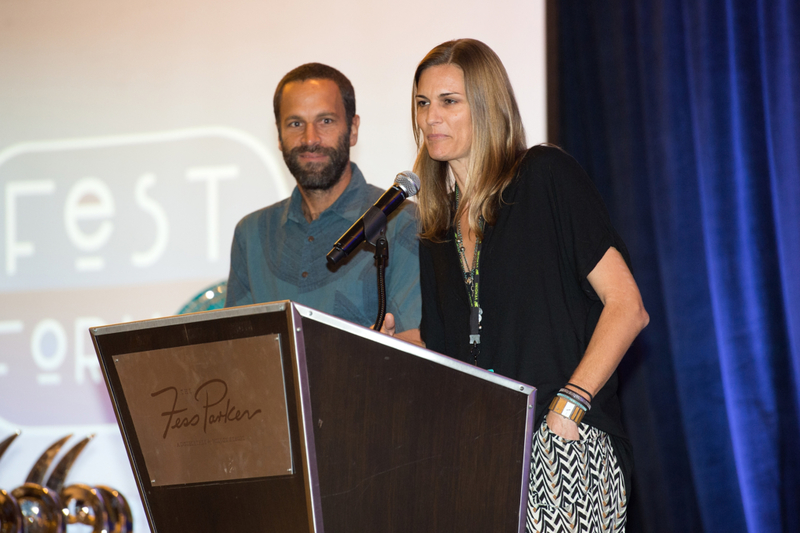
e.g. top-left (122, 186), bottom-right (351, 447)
top-left (554, 1), bottom-right (800, 532)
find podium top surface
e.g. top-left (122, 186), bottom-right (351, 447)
top-left (91, 300), bottom-right (535, 395)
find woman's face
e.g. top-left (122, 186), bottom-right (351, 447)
top-left (415, 64), bottom-right (473, 177)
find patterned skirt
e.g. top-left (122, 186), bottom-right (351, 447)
top-left (526, 421), bottom-right (627, 533)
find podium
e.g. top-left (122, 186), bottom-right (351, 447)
top-left (91, 301), bottom-right (536, 533)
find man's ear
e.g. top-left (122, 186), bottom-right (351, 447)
top-left (349, 115), bottom-right (360, 147)
top-left (277, 127), bottom-right (284, 152)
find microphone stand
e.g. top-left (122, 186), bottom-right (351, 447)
top-left (361, 206), bottom-right (389, 331)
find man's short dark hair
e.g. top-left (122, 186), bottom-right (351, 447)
top-left (273, 63), bottom-right (356, 126)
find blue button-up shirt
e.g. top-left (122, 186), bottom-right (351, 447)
top-left (225, 163), bottom-right (421, 332)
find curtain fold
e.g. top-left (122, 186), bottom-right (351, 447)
top-left (555, 1), bottom-right (800, 531)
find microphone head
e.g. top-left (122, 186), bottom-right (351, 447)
top-left (395, 171), bottom-right (421, 197)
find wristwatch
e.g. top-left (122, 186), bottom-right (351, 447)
top-left (548, 395), bottom-right (586, 424)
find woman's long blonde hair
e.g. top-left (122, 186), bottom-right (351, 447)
top-left (413, 39), bottom-right (527, 241)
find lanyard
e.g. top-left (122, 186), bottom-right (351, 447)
top-left (454, 187), bottom-right (483, 365)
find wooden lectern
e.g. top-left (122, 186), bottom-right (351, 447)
top-left (91, 302), bottom-right (535, 533)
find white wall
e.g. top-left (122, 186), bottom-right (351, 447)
top-left (0, 0), bottom-right (546, 530)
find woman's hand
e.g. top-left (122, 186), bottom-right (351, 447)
top-left (546, 410), bottom-right (580, 441)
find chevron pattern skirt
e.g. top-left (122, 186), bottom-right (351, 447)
top-left (526, 421), bottom-right (627, 532)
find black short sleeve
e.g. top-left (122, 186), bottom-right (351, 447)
top-left (515, 146), bottom-right (632, 298)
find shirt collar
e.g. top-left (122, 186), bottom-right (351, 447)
top-left (285, 162), bottom-right (367, 226)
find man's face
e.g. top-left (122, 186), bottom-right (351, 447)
top-left (278, 79), bottom-right (358, 191)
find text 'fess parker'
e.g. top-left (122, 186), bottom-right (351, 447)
top-left (151, 378), bottom-right (263, 439)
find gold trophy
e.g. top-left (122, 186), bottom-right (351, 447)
top-left (45, 436), bottom-right (114, 533)
top-left (2, 434), bottom-right (132, 533)
top-left (0, 431), bottom-right (22, 533)
top-left (91, 487), bottom-right (132, 533)
top-left (11, 434), bottom-right (73, 533)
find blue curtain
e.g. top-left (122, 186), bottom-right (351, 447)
top-left (555, 1), bottom-right (800, 531)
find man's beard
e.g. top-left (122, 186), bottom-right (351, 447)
top-left (283, 130), bottom-right (350, 191)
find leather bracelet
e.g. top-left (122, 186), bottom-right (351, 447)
top-left (549, 394), bottom-right (586, 425)
top-left (566, 382), bottom-right (594, 402)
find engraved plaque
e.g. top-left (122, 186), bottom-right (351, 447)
top-left (113, 334), bottom-right (292, 486)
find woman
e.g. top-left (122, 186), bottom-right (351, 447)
top-left (409, 39), bottom-right (648, 532)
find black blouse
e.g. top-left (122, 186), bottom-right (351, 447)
top-left (420, 145), bottom-right (632, 446)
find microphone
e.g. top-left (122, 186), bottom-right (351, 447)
top-left (327, 171), bottom-right (420, 265)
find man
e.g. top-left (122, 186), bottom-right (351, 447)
top-left (225, 63), bottom-right (421, 335)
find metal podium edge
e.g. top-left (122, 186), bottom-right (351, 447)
top-left (288, 304), bottom-right (325, 533)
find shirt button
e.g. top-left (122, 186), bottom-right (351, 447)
top-left (302, 271), bottom-right (309, 278)
top-left (308, 236), bottom-right (315, 242)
